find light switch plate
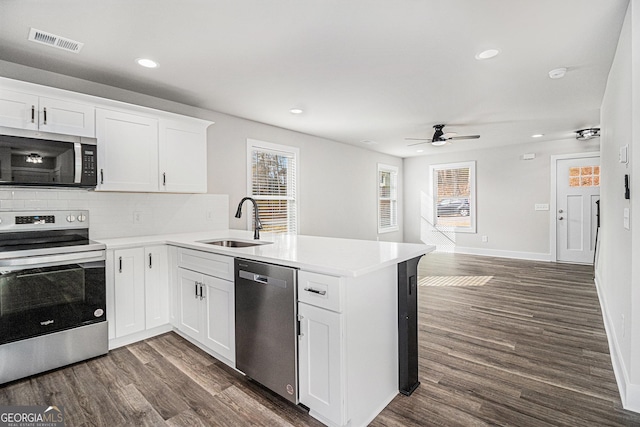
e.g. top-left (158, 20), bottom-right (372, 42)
top-left (620, 145), bottom-right (629, 164)
top-left (522, 153), bottom-right (536, 160)
top-left (624, 207), bottom-right (630, 230)
top-left (535, 203), bottom-right (549, 211)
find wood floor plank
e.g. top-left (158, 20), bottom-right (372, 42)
top-left (1, 252), bottom-right (640, 426)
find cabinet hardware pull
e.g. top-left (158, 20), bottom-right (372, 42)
top-left (148, 253), bottom-right (152, 269)
top-left (199, 284), bottom-right (205, 300)
top-left (31, 105), bottom-right (35, 123)
top-left (43, 107), bottom-right (47, 125)
top-left (304, 287), bottom-right (326, 296)
top-left (119, 257), bottom-right (122, 273)
top-left (195, 282), bottom-right (199, 298)
top-left (100, 169), bottom-right (104, 184)
top-left (163, 172), bottom-right (166, 186)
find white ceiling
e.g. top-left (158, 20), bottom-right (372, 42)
top-left (0, 0), bottom-right (629, 157)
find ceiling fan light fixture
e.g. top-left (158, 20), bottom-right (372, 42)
top-left (475, 49), bottom-right (500, 60)
top-left (431, 139), bottom-right (448, 146)
top-left (576, 128), bottom-right (600, 140)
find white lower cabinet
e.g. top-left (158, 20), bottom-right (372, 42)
top-left (144, 246), bottom-right (169, 329)
top-left (175, 249), bottom-right (235, 364)
top-left (298, 302), bottom-right (345, 427)
top-left (110, 245), bottom-right (169, 342)
top-left (113, 247), bottom-right (146, 338)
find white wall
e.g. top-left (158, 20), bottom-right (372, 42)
top-left (597, 0), bottom-right (640, 412)
top-left (403, 138), bottom-right (599, 259)
top-left (207, 114), bottom-right (403, 241)
top-left (0, 60), bottom-right (403, 242)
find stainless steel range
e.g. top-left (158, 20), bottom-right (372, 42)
top-left (0, 210), bottom-right (107, 384)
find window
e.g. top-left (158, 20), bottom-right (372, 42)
top-left (247, 139), bottom-right (298, 234)
top-left (430, 161), bottom-right (476, 233)
top-left (569, 165), bottom-right (600, 187)
top-left (378, 164), bottom-right (398, 233)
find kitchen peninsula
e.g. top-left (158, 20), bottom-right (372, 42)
top-left (99, 230), bottom-right (434, 427)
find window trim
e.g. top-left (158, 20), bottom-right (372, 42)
top-left (377, 163), bottom-right (399, 234)
top-left (246, 138), bottom-right (299, 234)
top-left (429, 161), bottom-right (476, 233)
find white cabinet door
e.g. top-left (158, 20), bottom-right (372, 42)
top-left (177, 267), bottom-right (203, 340)
top-left (298, 302), bottom-right (345, 426)
top-left (202, 275), bottom-right (235, 363)
top-left (0, 90), bottom-right (95, 137)
top-left (114, 248), bottom-right (146, 338)
top-left (144, 245), bottom-right (169, 329)
top-left (0, 89), bottom-right (38, 130)
top-left (96, 108), bottom-right (158, 192)
top-left (38, 96), bottom-right (95, 137)
top-left (159, 119), bottom-right (207, 193)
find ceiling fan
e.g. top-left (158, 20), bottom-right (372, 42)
top-left (405, 124), bottom-right (480, 146)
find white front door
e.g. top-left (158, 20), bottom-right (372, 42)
top-left (556, 156), bottom-right (600, 264)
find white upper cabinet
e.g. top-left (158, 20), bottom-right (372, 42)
top-left (0, 77), bottom-right (212, 193)
top-left (96, 108), bottom-right (159, 192)
top-left (0, 89), bottom-right (95, 137)
top-left (159, 119), bottom-right (208, 193)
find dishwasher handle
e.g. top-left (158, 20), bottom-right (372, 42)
top-left (238, 270), bottom-right (287, 288)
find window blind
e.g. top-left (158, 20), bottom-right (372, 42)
top-left (378, 164), bottom-right (398, 232)
top-left (249, 143), bottom-right (297, 234)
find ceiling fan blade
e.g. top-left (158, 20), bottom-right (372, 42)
top-left (405, 137), bottom-right (433, 141)
top-left (407, 140), bottom-right (432, 146)
top-left (448, 135), bottom-right (480, 140)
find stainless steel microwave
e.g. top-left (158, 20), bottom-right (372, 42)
top-left (0, 127), bottom-right (97, 188)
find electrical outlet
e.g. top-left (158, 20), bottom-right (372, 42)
top-left (205, 211), bottom-right (214, 221)
top-left (482, 235), bottom-right (488, 243)
top-left (133, 211), bottom-right (143, 224)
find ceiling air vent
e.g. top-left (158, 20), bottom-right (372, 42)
top-left (28, 28), bottom-right (84, 53)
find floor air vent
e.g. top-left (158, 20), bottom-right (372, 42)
top-left (28, 28), bottom-right (84, 53)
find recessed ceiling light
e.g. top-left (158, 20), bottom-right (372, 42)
top-left (548, 68), bottom-right (567, 79)
top-left (136, 58), bottom-right (158, 68)
top-left (289, 108), bottom-right (304, 115)
top-left (360, 140), bottom-right (377, 145)
top-left (531, 134), bottom-right (544, 138)
top-left (416, 149), bottom-right (424, 153)
top-left (475, 49), bottom-right (500, 60)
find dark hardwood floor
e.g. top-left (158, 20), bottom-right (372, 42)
top-left (2, 253), bottom-right (640, 426)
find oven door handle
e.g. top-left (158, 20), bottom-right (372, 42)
top-left (0, 250), bottom-right (106, 272)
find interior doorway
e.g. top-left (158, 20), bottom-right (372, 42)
top-left (551, 152), bottom-right (600, 264)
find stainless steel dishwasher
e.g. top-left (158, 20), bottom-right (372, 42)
top-left (235, 258), bottom-right (298, 404)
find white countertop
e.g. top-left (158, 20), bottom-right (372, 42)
top-left (97, 230), bottom-right (435, 277)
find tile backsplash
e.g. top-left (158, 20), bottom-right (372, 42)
top-left (0, 189), bottom-right (229, 239)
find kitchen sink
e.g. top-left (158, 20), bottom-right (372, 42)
top-left (199, 239), bottom-right (272, 248)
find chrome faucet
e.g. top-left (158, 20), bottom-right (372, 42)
top-left (235, 197), bottom-right (263, 239)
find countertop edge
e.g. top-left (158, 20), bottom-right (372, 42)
top-left (96, 231), bottom-right (436, 277)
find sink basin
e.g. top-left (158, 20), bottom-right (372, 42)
top-left (199, 239), bottom-right (272, 248)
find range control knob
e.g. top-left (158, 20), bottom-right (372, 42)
top-left (66, 215), bottom-right (76, 222)
top-left (77, 214), bottom-right (87, 222)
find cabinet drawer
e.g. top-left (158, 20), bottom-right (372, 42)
top-left (298, 271), bottom-right (343, 313)
top-left (177, 248), bottom-right (234, 280)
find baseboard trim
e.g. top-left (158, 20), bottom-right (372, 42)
top-left (438, 246), bottom-right (552, 262)
top-left (594, 272), bottom-right (640, 413)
